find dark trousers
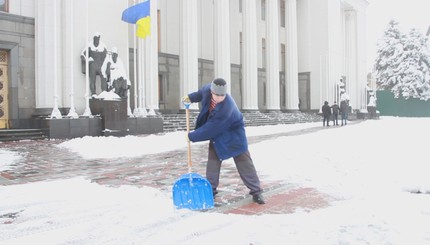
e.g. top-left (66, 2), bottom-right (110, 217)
top-left (332, 113), bottom-right (339, 125)
top-left (206, 141), bottom-right (262, 195)
top-left (341, 112), bottom-right (348, 125)
top-left (89, 62), bottom-right (107, 95)
top-left (323, 116), bottom-right (330, 126)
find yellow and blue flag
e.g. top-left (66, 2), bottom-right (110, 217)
top-left (122, 0), bottom-right (151, 38)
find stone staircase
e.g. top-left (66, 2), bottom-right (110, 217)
top-left (242, 111), bottom-right (321, 126)
top-left (162, 112), bottom-right (198, 132)
top-left (162, 111), bottom-right (322, 132)
top-left (0, 129), bottom-right (49, 142)
top-left (0, 112), bottom-right (322, 141)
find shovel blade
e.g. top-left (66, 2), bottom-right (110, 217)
top-left (173, 173), bottom-right (214, 210)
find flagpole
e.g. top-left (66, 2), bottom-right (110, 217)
top-left (124, 0), bottom-right (132, 117)
top-left (147, 34), bottom-right (155, 116)
top-left (132, 0), bottom-right (139, 117)
top-left (140, 36), bottom-right (147, 117)
top-left (50, 0), bottom-right (62, 119)
top-left (126, 37), bottom-right (132, 117)
top-left (140, 0), bottom-right (147, 117)
top-left (133, 30), bottom-right (138, 116)
top-left (67, 0), bottom-right (78, 118)
top-left (122, 0), bottom-right (150, 117)
top-left (82, 0), bottom-right (92, 117)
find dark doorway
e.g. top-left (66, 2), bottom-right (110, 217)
top-left (298, 72), bottom-right (310, 111)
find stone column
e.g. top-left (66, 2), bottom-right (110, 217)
top-left (145, 0), bottom-right (159, 115)
top-left (35, 0), bottom-right (63, 109)
top-left (265, 0), bottom-right (280, 110)
top-left (285, 0), bottom-right (299, 111)
top-left (214, 0), bottom-right (231, 93)
top-left (345, 10), bottom-right (357, 109)
top-left (180, 0), bottom-right (199, 109)
top-left (242, 0), bottom-right (259, 110)
top-left (356, 10), bottom-right (368, 111)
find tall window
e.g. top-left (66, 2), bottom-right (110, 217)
top-left (158, 74), bottom-right (164, 103)
top-left (0, 0), bottom-right (9, 12)
top-left (280, 0), bottom-right (285, 27)
top-left (261, 0), bottom-right (266, 21)
top-left (239, 0), bottom-right (242, 13)
top-left (262, 38), bottom-right (266, 69)
top-left (157, 10), bottom-right (161, 52)
top-left (239, 32), bottom-right (243, 65)
top-left (281, 44), bottom-right (285, 72)
top-left (263, 83), bottom-right (267, 106)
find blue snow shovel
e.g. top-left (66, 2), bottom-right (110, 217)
top-left (173, 103), bottom-right (214, 210)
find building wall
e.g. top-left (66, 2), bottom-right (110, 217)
top-left (158, 0), bottom-right (180, 57)
top-left (8, 0), bottom-right (34, 17)
top-left (297, 0), bottom-right (312, 73)
top-left (1, 0), bottom-right (369, 127)
top-left (296, 0), bottom-right (368, 111)
top-left (159, 0), bottom-right (275, 67)
top-left (342, 0), bottom-right (368, 111)
top-left (198, 0), bottom-right (214, 61)
top-left (0, 12), bottom-right (36, 128)
top-left (229, 0), bottom-right (241, 66)
top-left (155, 0), bottom-right (368, 112)
top-left (298, 0), bottom-right (329, 110)
top-left (34, 0), bottom-right (129, 114)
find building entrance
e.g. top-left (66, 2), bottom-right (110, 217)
top-left (298, 72), bottom-right (310, 111)
top-left (0, 50), bottom-right (9, 129)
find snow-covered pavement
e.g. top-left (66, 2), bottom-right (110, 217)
top-left (1, 117), bottom-right (430, 244)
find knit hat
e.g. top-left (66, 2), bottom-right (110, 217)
top-left (210, 78), bottom-right (227, 95)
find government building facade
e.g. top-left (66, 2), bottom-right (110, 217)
top-left (0, 0), bottom-right (368, 131)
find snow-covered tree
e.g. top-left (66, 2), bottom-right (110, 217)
top-left (375, 19), bottom-right (430, 100)
top-left (375, 20), bottom-right (405, 91)
top-left (395, 29), bottom-right (430, 100)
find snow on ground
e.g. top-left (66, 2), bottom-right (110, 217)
top-left (1, 117), bottom-right (430, 244)
top-left (0, 149), bottom-right (22, 171)
top-left (55, 121), bottom-right (322, 159)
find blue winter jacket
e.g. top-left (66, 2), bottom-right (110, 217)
top-left (187, 84), bottom-right (248, 161)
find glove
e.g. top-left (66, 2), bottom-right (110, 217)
top-left (185, 133), bottom-right (190, 142)
top-left (182, 95), bottom-right (191, 104)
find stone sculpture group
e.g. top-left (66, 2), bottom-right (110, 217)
top-left (81, 32), bottom-right (130, 99)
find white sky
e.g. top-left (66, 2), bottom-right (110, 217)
top-left (366, 0), bottom-right (430, 71)
top-left (1, 117), bottom-right (430, 244)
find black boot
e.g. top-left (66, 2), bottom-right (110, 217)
top-left (252, 193), bottom-right (265, 204)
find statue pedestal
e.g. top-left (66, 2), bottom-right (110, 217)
top-left (90, 99), bottom-right (127, 136)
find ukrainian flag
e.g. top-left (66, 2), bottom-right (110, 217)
top-left (122, 0), bottom-right (151, 38)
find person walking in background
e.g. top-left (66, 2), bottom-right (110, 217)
top-left (322, 101), bottom-right (331, 127)
top-left (331, 101), bottom-right (340, 126)
top-left (340, 99), bottom-right (349, 126)
top-left (182, 78), bottom-right (265, 204)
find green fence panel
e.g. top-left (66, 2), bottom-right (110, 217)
top-left (376, 90), bottom-right (430, 117)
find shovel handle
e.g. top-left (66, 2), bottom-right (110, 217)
top-left (185, 104), bottom-right (192, 173)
